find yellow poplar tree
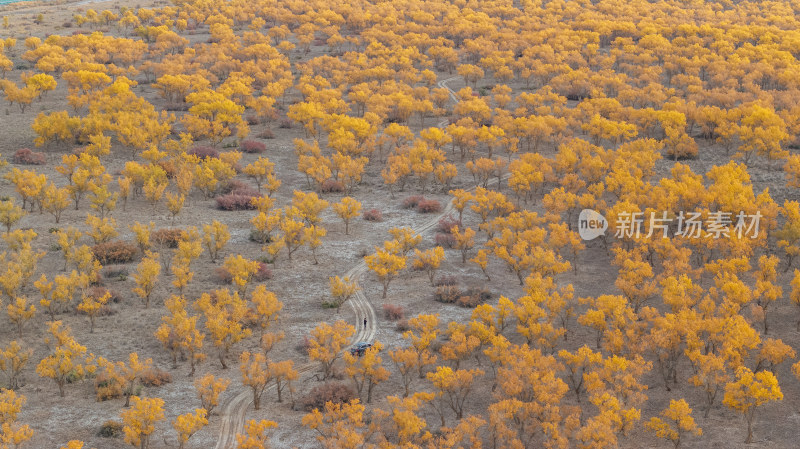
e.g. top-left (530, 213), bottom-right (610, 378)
top-left (412, 246), bottom-right (446, 286)
top-left (121, 396), bottom-right (165, 449)
top-left (427, 366), bottom-right (484, 425)
top-left (222, 254), bottom-right (260, 296)
top-left (646, 399), bottom-right (702, 449)
top-left (308, 320), bottom-right (355, 380)
top-left (0, 340), bottom-right (31, 389)
top-left (173, 408), bottom-right (208, 449)
top-left (77, 290), bottom-right (110, 332)
top-left (194, 374), bottom-right (229, 415)
top-left (196, 289), bottom-right (251, 368)
top-left (202, 220), bottom-right (229, 262)
top-left (403, 314), bottom-right (440, 378)
top-left (302, 399), bottom-right (369, 449)
top-left (344, 342), bottom-right (389, 403)
top-left (133, 251), bottom-right (161, 308)
top-left (332, 197), bottom-right (361, 235)
top-left (36, 321), bottom-right (96, 396)
top-left (6, 297), bottom-right (35, 337)
top-left (236, 419), bottom-right (277, 449)
top-left (365, 243), bottom-right (407, 298)
top-left (327, 276), bottom-right (359, 312)
top-left (239, 351), bottom-right (270, 410)
top-left (723, 367), bottom-right (783, 443)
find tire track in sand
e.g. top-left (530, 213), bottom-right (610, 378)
top-left (213, 76), bottom-right (463, 448)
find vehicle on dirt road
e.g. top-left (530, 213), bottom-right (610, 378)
top-left (349, 342), bottom-right (373, 357)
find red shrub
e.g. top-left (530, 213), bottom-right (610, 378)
top-left (402, 195), bottom-right (424, 209)
top-left (383, 304), bottom-right (404, 321)
top-left (92, 241), bottom-right (137, 264)
top-left (219, 179), bottom-right (251, 195)
top-left (320, 179), bottom-right (345, 193)
top-left (258, 129), bottom-right (275, 139)
top-left (254, 262), bottom-right (272, 281)
top-left (151, 229), bottom-right (183, 248)
top-left (438, 215), bottom-right (461, 233)
top-left (435, 232), bottom-right (456, 248)
top-left (363, 208), bottom-right (383, 222)
top-left (417, 199), bottom-right (442, 213)
top-left (188, 145), bottom-right (219, 160)
top-left (395, 319), bottom-right (410, 332)
top-left (240, 140), bottom-right (266, 154)
top-left (12, 148), bottom-right (46, 165)
top-left (301, 382), bottom-right (355, 411)
top-left (434, 285), bottom-right (460, 304)
top-left (216, 192), bottom-right (260, 210)
top-left (139, 368), bottom-right (172, 387)
top-left (213, 267), bottom-right (233, 284)
top-left (296, 336), bottom-right (311, 355)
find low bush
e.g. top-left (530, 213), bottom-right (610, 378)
top-left (434, 275), bottom-right (458, 286)
top-left (151, 229), bottom-right (182, 249)
top-left (216, 192), bottom-right (260, 211)
top-left (434, 285), bottom-right (460, 304)
top-left (457, 295), bottom-right (483, 308)
top-left (301, 382), bottom-right (356, 411)
top-left (249, 229), bottom-right (272, 244)
top-left (240, 140), bottom-right (267, 154)
top-left (213, 267), bottom-right (232, 284)
top-left (417, 199), bottom-right (442, 213)
top-left (98, 420), bottom-right (124, 438)
top-left (12, 148), bottom-right (46, 165)
top-left (320, 179), bottom-right (345, 193)
top-left (435, 232), bottom-right (456, 248)
top-left (363, 208), bottom-right (382, 222)
top-left (278, 119), bottom-right (292, 129)
top-left (383, 304), bottom-right (404, 321)
top-left (101, 266), bottom-right (129, 281)
top-left (140, 368), bottom-right (172, 387)
top-left (438, 215), bottom-right (461, 233)
top-left (395, 319), bottom-right (410, 332)
top-left (258, 128), bottom-right (275, 139)
top-left (90, 286), bottom-right (122, 304)
top-left (296, 336), bottom-right (311, 356)
top-left (463, 286), bottom-right (491, 303)
top-left (95, 372), bottom-right (122, 401)
top-left (219, 179), bottom-right (250, 195)
top-left (188, 145), bottom-right (219, 160)
top-left (255, 262), bottom-right (273, 280)
top-left (92, 241), bottom-right (137, 264)
top-left (402, 195), bottom-right (424, 209)
top-left (163, 102), bottom-right (189, 112)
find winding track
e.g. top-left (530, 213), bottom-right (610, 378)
top-left (213, 76), bottom-right (462, 449)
